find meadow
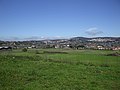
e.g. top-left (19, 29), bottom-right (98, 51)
top-left (0, 49), bottom-right (120, 90)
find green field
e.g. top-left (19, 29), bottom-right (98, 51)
top-left (0, 49), bottom-right (120, 90)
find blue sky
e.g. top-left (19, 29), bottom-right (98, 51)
top-left (0, 0), bottom-right (120, 40)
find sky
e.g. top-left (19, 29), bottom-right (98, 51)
top-left (0, 0), bottom-right (120, 40)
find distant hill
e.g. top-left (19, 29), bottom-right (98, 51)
top-left (69, 37), bottom-right (120, 42)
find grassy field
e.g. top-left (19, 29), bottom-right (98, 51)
top-left (0, 49), bottom-right (120, 90)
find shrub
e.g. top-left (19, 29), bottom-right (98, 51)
top-left (35, 50), bottom-right (40, 54)
top-left (22, 48), bottom-right (27, 52)
top-left (100, 64), bottom-right (110, 67)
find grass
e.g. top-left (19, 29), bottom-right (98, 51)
top-left (0, 49), bottom-right (120, 90)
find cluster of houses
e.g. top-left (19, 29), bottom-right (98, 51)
top-left (0, 37), bottom-right (120, 51)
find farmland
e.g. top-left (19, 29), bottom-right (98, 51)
top-left (0, 49), bottom-right (120, 90)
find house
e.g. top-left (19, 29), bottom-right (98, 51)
top-left (112, 47), bottom-right (120, 50)
top-left (97, 45), bottom-right (105, 50)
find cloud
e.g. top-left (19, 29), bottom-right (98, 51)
top-left (0, 36), bottom-right (70, 41)
top-left (10, 37), bottom-right (20, 40)
top-left (24, 36), bottom-right (40, 40)
top-left (0, 37), bottom-right (21, 41)
top-left (23, 36), bottom-right (60, 40)
top-left (42, 36), bottom-right (69, 40)
top-left (85, 27), bottom-right (103, 36)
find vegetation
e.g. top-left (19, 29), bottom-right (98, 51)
top-left (22, 48), bottom-right (27, 52)
top-left (0, 49), bottom-right (120, 90)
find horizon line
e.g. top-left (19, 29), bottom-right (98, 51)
top-left (0, 36), bottom-right (120, 41)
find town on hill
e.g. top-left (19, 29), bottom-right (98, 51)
top-left (0, 37), bottom-right (120, 51)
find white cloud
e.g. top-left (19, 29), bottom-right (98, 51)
top-left (0, 37), bottom-right (21, 41)
top-left (0, 36), bottom-right (70, 41)
top-left (85, 27), bottom-right (103, 36)
top-left (24, 36), bottom-right (39, 40)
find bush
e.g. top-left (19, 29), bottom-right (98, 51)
top-left (100, 64), bottom-right (110, 67)
top-left (22, 48), bottom-right (27, 52)
top-left (35, 50), bottom-right (40, 54)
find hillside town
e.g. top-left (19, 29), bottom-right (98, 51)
top-left (0, 37), bottom-right (120, 50)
